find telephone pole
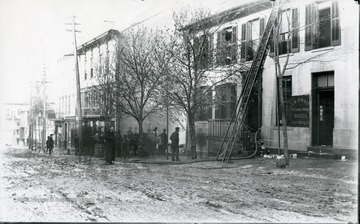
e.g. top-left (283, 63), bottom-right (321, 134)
top-left (29, 80), bottom-right (33, 151)
top-left (42, 66), bottom-right (46, 153)
top-left (66, 15), bottom-right (82, 157)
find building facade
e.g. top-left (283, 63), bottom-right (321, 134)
top-left (0, 102), bottom-right (29, 146)
top-left (192, 0), bottom-right (358, 157)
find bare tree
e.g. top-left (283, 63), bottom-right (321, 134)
top-left (114, 26), bottom-right (169, 145)
top-left (90, 53), bottom-right (117, 122)
top-left (159, 6), bottom-right (244, 159)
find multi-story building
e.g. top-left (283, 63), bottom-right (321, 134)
top-left (54, 29), bottom-right (120, 152)
top-left (0, 102), bottom-right (29, 146)
top-left (54, 53), bottom-right (77, 150)
top-left (191, 0), bottom-right (358, 157)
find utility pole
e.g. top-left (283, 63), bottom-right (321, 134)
top-left (29, 80), bottom-right (33, 150)
top-left (66, 15), bottom-right (82, 158)
top-left (166, 95), bottom-right (169, 160)
top-left (41, 65), bottom-right (50, 153)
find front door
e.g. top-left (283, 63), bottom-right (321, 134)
top-left (313, 90), bottom-right (334, 146)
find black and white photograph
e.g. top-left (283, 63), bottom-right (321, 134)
top-left (0, 0), bottom-right (358, 222)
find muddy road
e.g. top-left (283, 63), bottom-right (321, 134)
top-left (0, 146), bottom-right (357, 222)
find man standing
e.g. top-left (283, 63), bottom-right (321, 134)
top-left (74, 134), bottom-right (79, 156)
top-left (159, 129), bottom-right (168, 156)
top-left (48, 134), bottom-right (54, 155)
top-left (170, 127), bottom-right (180, 161)
top-left (104, 126), bottom-right (116, 164)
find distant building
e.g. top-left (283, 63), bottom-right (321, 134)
top-left (0, 102), bottom-right (29, 146)
top-left (55, 29), bottom-right (186, 154)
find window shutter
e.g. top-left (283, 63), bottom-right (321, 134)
top-left (232, 26), bottom-right (238, 62)
top-left (240, 23), bottom-right (247, 62)
top-left (291, 8), bottom-right (299, 53)
top-left (269, 29), bottom-right (274, 56)
top-left (230, 84), bottom-right (237, 119)
top-left (305, 3), bottom-right (314, 51)
top-left (232, 26), bottom-right (237, 43)
top-left (216, 32), bottom-right (221, 65)
top-left (313, 3), bottom-right (319, 49)
top-left (209, 33), bottom-right (214, 66)
top-left (215, 85), bottom-right (222, 119)
top-left (260, 18), bottom-right (265, 37)
top-left (246, 22), bottom-right (252, 61)
top-left (331, 0), bottom-right (341, 46)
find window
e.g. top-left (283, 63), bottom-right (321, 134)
top-left (216, 26), bottom-right (237, 65)
top-left (196, 34), bottom-right (214, 69)
top-left (277, 77), bottom-right (292, 125)
top-left (84, 58), bottom-right (87, 80)
top-left (305, 0), bottom-right (340, 51)
top-left (215, 83), bottom-right (237, 119)
top-left (241, 18), bottom-right (265, 61)
top-left (90, 51), bottom-right (94, 78)
top-left (99, 52), bottom-right (103, 76)
top-left (195, 86), bottom-right (213, 121)
top-left (314, 72), bottom-right (334, 88)
top-left (270, 8), bottom-right (299, 55)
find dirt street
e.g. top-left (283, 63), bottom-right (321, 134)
top-left (0, 146), bottom-right (357, 222)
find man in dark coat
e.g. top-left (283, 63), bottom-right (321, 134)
top-left (104, 126), bottom-right (116, 164)
top-left (159, 129), bottom-right (168, 155)
top-left (115, 131), bottom-right (122, 157)
top-left (47, 134), bottom-right (54, 155)
top-left (74, 134), bottom-right (80, 155)
top-left (170, 127), bottom-right (180, 161)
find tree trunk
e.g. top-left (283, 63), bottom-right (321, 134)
top-left (278, 79), bottom-right (289, 165)
top-left (188, 113), bottom-right (197, 159)
top-left (137, 118), bottom-right (144, 153)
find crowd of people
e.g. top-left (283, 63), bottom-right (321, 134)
top-left (71, 126), bottom-right (181, 164)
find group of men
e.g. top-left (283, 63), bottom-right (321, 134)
top-left (73, 125), bottom-right (181, 164)
top-left (104, 126), bottom-right (181, 163)
top-left (153, 126), bottom-right (180, 161)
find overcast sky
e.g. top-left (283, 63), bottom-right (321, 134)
top-left (0, 0), bottom-right (250, 105)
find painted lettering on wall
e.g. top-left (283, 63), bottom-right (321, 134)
top-left (291, 95), bottom-right (309, 127)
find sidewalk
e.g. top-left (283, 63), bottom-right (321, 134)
top-left (122, 153), bottom-right (216, 165)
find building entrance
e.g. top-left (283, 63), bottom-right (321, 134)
top-left (312, 72), bottom-right (334, 146)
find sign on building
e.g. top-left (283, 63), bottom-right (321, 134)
top-left (290, 95), bottom-right (310, 127)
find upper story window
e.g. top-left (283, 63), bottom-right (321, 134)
top-left (216, 26), bottom-right (237, 65)
top-left (90, 57), bottom-right (94, 78)
top-left (241, 18), bottom-right (264, 61)
top-left (84, 58), bottom-right (88, 80)
top-left (195, 34), bottom-right (213, 69)
top-left (305, 0), bottom-right (340, 51)
top-left (270, 7), bottom-right (300, 56)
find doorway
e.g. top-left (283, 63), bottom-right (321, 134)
top-left (312, 72), bottom-right (334, 146)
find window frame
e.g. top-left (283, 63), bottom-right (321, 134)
top-left (241, 17), bottom-right (265, 62)
top-left (270, 7), bottom-right (300, 56)
top-left (277, 76), bottom-right (292, 126)
top-left (305, 0), bottom-right (340, 51)
top-left (216, 26), bottom-right (238, 65)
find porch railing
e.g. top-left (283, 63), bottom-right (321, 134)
top-left (208, 119), bottom-right (233, 139)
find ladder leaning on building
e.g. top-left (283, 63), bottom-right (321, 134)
top-left (216, 0), bottom-right (283, 162)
